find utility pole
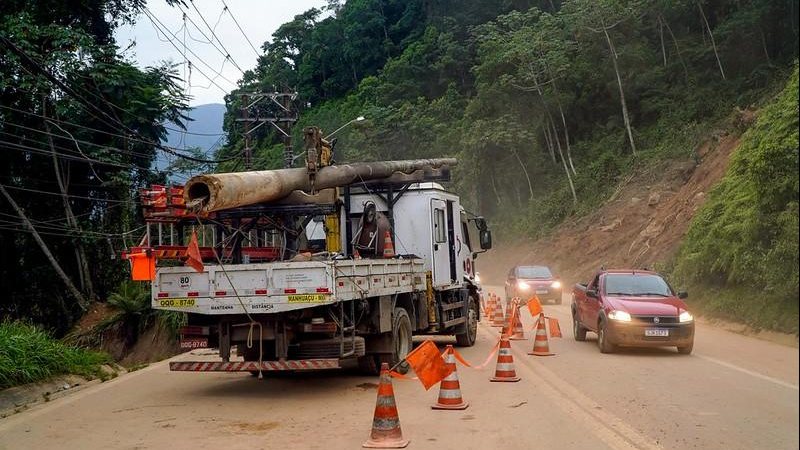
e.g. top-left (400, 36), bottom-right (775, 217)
top-left (236, 90), bottom-right (298, 171)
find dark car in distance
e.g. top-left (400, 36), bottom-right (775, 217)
top-left (504, 265), bottom-right (563, 304)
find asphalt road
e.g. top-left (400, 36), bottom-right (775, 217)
top-left (1, 286), bottom-right (797, 450)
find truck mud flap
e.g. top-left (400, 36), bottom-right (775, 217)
top-left (169, 359), bottom-right (340, 372)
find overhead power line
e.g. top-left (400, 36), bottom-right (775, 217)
top-left (220, 0), bottom-right (261, 58)
top-left (182, 1), bottom-right (246, 73)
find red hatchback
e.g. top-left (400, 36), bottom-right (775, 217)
top-left (504, 265), bottom-right (563, 304)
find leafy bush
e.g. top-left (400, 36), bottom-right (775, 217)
top-left (674, 65), bottom-right (799, 333)
top-left (0, 320), bottom-right (110, 389)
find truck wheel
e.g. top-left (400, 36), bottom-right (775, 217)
top-left (391, 308), bottom-right (412, 374)
top-left (677, 342), bottom-right (694, 355)
top-left (597, 320), bottom-right (616, 354)
top-left (455, 296), bottom-right (478, 347)
top-left (573, 314), bottom-right (587, 342)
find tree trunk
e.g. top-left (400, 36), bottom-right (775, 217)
top-left (0, 183), bottom-right (89, 310)
top-left (658, 15), bottom-right (667, 67)
top-left (549, 119), bottom-right (577, 204)
top-left (697, 2), bottom-right (726, 80)
top-left (489, 172), bottom-right (503, 206)
top-left (511, 149), bottom-right (534, 199)
top-left (602, 25), bottom-right (637, 156)
top-left (44, 104), bottom-right (95, 301)
top-left (662, 15), bottom-right (690, 82)
top-left (542, 122), bottom-right (556, 164)
top-left (550, 80), bottom-right (577, 175)
top-left (759, 27), bottom-right (771, 64)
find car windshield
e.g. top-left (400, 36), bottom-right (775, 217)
top-left (518, 266), bottom-right (552, 279)
top-left (604, 274), bottom-right (672, 296)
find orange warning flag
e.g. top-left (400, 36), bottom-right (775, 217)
top-left (548, 317), bottom-right (562, 338)
top-left (128, 252), bottom-right (155, 281)
top-left (185, 231), bottom-right (204, 273)
top-left (404, 340), bottom-right (454, 390)
top-left (527, 295), bottom-right (543, 317)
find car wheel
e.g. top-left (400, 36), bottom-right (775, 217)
top-left (455, 296), bottom-right (478, 347)
top-left (677, 342), bottom-right (694, 355)
top-left (597, 320), bottom-right (616, 354)
top-left (573, 314), bottom-right (587, 342)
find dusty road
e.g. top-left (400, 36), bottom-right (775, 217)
top-left (1, 286), bottom-right (797, 450)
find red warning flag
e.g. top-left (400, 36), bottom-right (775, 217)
top-left (548, 317), bottom-right (563, 338)
top-left (527, 295), bottom-right (543, 317)
top-left (404, 340), bottom-right (454, 390)
top-left (185, 231), bottom-right (204, 273)
top-left (128, 252), bottom-right (156, 281)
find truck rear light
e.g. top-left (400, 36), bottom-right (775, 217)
top-left (338, 282), bottom-right (344, 287)
top-left (215, 291), bottom-right (227, 296)
top-left (157, 292), bottom-right (169, 298)
top-left (316, 287), bottom-right (330, 293)
top-left (187, 292), bottom-right (199, 297)
top-left (284, 288), bottom-right (297, 294)
top-left (180, 326), bottom-right (209, 335)
top-left (255, 289), bottom-right (267, 295)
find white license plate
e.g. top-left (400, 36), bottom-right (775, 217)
top-left (536, 289), bottom-right (548, 294)
top-left (645, 328), bottom-right (669, 337)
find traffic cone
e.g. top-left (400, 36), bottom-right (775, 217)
top-left (509, 301), bottom-right (526, 341)
top-left (353, 247), bottom-right (362, 260)
top-left (491, 296), bottom-right (505, 328)
top-left (363, 363), bottom-right (410, 448)
top-left (432, 346), bottom-right (469, 410)
top-left (382, 231), bottom-right (395, 259)
top-left (484, 294), bottom-right (496, 320)
top-left (490, 336), bottom-right (520, 382)
top-left (528, 313), bottom-right (555, 356)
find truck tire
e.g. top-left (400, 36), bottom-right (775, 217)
top-left (597, 319), bottom-right (616, 354)
top-left (358, 308), bottom-right (412, 375)
top-left (573, 313), bottom-right (587, 342)
top-left (455, 296), bottom-right (478, 347)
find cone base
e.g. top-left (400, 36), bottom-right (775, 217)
top-left (528, 351), bottom-right (555, 356)
top-left (509, 335), bottom-right (526, 340)
top-left (363, 438), bottom-right (410, 449)
top-left (491, 323), bottom-right (504, 328)
top-left (432, 401), bottom-right (469, 410)
top-left (490, 376), bottom-right (521, 382)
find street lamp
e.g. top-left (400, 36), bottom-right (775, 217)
top-left (325, 115), bottom-right (365, 139)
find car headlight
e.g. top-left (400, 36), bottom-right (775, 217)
top-left (608, 310), bottom-right (632, 322)
top-left (551, 281), bottom-right (562, 289)
top-left (679, 311), bottom-right (694, 323)
top-left (517, 280), bottom-right (531, 291)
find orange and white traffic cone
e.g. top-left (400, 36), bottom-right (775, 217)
top-left (509, 300), bottom-right (526, 341)
top-left (490, 336), bottom-right (521, 382)
top-left (491, 296), bottom-right (505, 328)
top-left (363, 363), bottom-right (410, 448)
top-left (484, 294), bottom-right (496, 320)
top-left (382, 231), bottom-right (395, 259)
top-left (528, 313), bottom-right (555, 356)
top-left (432, 346), bottom-right (469, 410)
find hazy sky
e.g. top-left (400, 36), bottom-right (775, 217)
top-left (116, 0), bottom-right (326, 107)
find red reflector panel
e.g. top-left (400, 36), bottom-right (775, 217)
top-left (284, 289), bottom-right (297, 294)
top-left (215, 291), bottom-right (227, 296)
top-left (157, 292), bottom-right (169, 298)
top-left (187, 292), bottom-right (199, 297)
top-left (316, 288), bottom-right (330, 293)
top-left (255, 289), bottom-right (267, 295)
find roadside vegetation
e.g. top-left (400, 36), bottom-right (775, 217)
top-left (673, 66), bottom-right (799, 334)
top-left (0, 321), bottom-right (110, 389)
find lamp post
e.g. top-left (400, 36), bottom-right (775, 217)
top-left (325, 115), bottom-right (365, 140)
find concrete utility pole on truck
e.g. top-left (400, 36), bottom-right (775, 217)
top-left (126, 157), bottom-right (492, 375)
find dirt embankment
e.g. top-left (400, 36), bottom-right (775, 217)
top-left (479, 130), bottom-right (740, 288)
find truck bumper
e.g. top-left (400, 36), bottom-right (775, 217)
top-left (605, 321), bottom-right (695, 348)
top-left (169, 359), bottom-right (340, 372)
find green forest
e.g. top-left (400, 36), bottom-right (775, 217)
top-left (1, 0), bottom-right (798, 346)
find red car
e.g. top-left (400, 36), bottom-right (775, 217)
top-left (571, 269), bottom-right (695, 354)
top-left (504, 265), bottom-right (563, 304)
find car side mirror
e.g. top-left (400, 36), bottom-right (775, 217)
top-left (586, 289), bottom-right (598, 299)
top-left (479, 229), bottom-right (492, 250)
top-left (677, 291), bottom-right (688, 299)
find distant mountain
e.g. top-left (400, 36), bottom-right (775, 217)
top-left (156, 103), bottom-right (226, 172)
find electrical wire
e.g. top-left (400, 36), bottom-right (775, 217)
top-left (220, 0), bottom-right (261, 57)
top-left (182, 1), bottom-right (246, 73)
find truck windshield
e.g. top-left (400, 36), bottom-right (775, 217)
top-left (518, 266), bottom-right (552, 279)
top-left (604, 274), bottom-right (672, 296)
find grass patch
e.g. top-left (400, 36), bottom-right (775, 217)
top-left (0, 320), bottom-right (110, 389)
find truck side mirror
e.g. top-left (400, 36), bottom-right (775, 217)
top-left (677, 291), bottom-right (688, 299)
top-left (479, 229), bottom-right (492, 250)
top-left (586, 289), bottom-right (598, 299)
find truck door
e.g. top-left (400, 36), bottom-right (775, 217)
top-left (430, 199), bottom-right (451, 287)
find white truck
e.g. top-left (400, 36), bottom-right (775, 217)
top-left (135, 159), bottom-right (491, 374)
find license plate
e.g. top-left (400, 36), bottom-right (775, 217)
top-left (158, 298), bottom-right (196, 308)
top-left (287, 294), bottom-right (328, 303)
top-left (179, 337), bottom-right (208, 349)
top-left (645, 328), bottom-right (669, 337)
top-left (536, 289), bottom-right (548, 294)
